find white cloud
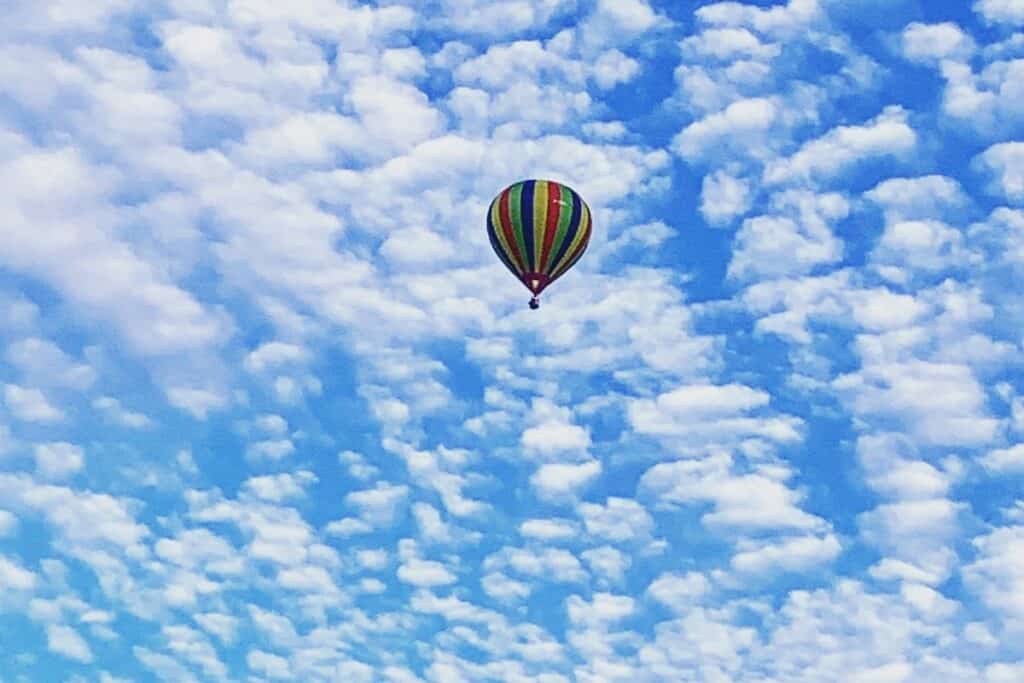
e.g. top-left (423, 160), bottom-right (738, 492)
top-left (344, 481), bottom-right (407, 528)
top-left (695, 0), bottom-right (822, 39)
top-left (641, 453), bottom-right (825, 532)
top-left (964, 621), bottom-right (998, 647)
top-left (700, 170), bottom-right (752, 226)
top-left (3, 384), bottom-right (64, 422)
top-left (360, 578), bottom-right (387, 594)
top-left (741, 270), bottom-right (852, 343)
top-left (847, 661), bottom-right (913, 683)
top-left (454, 40), bottom-right (579, 92)
top-left (248, 649), bottom-right (292, 680)
top-left (635, 608), bottom-right (757, 678)
top-left (0, 554), bottom-right (36, 591)
top-left (628, 383), bottom-right (802, 447)
top-left (682, 27), bottom-right (781, 62)
top-left (163, 624), bottom-right (227, 678)
top-left (581, 546), bottom-right (631, 585)
top-left (47, 624), bottom-right (93, 663)
top-left (235, 111), bottom-right (362, 168)
top-left (356, 549), bottom-right (389, 570)
top-left (325, 517), bottom-right (372, 537)
top-left (398, 558), bottom-right (457, 587)
top-left (250, 414), bottom-right (289, 435)
top-left (963, 525), bottom-right (1024, 621)
top-left (0, 510), bottom-right (16, 537)
top-left (522, 420), bottom-right (591, 454)
top-left (92, 396), bottom-right (152, 429)
top-left (0, 424), bottom-right (12, 457)
top-left (871, 219), bottom-right (967, 275)
top-left (765, 106), bottom-right (916, 184)
top-left (531, 460), bottom-right (602, 501)
top-left (34, 442), bottom-right (85, 481)
top-left (482, 571), bottom-right (532, 602)
top-left (437, 0), bottom-right (574, 35)
top-left (194, 613), bottom-right (238, 645)
top-left (381, 440), bottom-right (486, 518)
top-left (728, 190), bottom-right (848, 281)
top-left (861, 498), bottom-right (965, 585)
top-left (721, 579), bottom-right (962, 681)
top-left (185, 490), bottom-right (318, 575)
top-left (10, 483), bottom-right (150, 562)
top-left (933, 61), bottom-right (997, 126)
top-left (592, 49), bottom-right (641, 89)
top-left (490, 82), bottom-right (593, 131)
top-left (2, 2), bottom-right (1022, 679)
top-left (578, 497), bottom-right (654, 543)
top-left (835, 361), bottom-right (999, 447)
top-left (582, 120), bottom-right (627, 140)
top-left (971, 207), bottom-right (1024, 268)
top-left (5, 338), bottom-right (96, 389)
top-left (154, 529), bottom-right (240, 578)
top-left (0, 293), bottom-right (38, 332)
top-left (600, 220), bottom-right (676, 258)
top-left (412, 502), bottom-right (455, 544)
top-left (567, 591), bottom-right (635, 627)
top-left (339, 450), bottom-right (380, 482)
top-left (166, 387), bottom-right (228, 420)
top-left (347, 75), bottom-right (444, 160)
top-left (983, 444), bottom-right (1024, 472)
top-left (638, 383), bottom-right (768, 415)
top-left (520, 518), bottom-right (579, 541)
top-left (0, 147), bottom-right (226, 357)
top-left (100, 673), bottom-right (131, 683)
top-left (246, 439), bottom-right (296, 461)
top-left (848, 289), bottom-right (929, 332)
top-left (646, 571), bottom-right (709, 611)
top-left (978, 142), bottom-right (1024, 203)
top-left (380, 227), bottom-right (456, 266)
top-left (380, 47), bottom-right (428, 80)
top-left (276, 564), bottom-right (339, 594)
top-left (220, 0), bottom-right (415, 42)
top-left (989, 662), bottom-right (1024, 682)
top-left (6, 0), bottom-right (135, 34)
top-left (242, 471), bottom-right (316, 502)
top-left (900, 582), bottom-right (958, 621)
top-left (484, 546), bottom-right (588, 583)
top-left (730, 533), bottom-right (842, 575)
top-left (246, 605), bottom-right (299, 649)
top-left (902, 22), bottom-right (975, 63)
top-left (578, 0), bottom-right (664, 53)
top-left (975, 0), bottom-right (1024, 25)
top-left (865, 175), bottom-right (967, 220)
top-left (860, 454), bottom-right (952, 503)
top-left (244, 342), bottom-right (309, 373)
top-left (674, 97), bottom-right (778, 161)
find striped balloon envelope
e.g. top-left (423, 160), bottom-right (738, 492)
top-left (486, 179), bottom-right (592, 309)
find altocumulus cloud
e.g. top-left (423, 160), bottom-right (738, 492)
top-left (1, 0), bottom-right (1024, 680)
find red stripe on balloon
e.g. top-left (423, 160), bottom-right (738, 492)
top-left (539, 181), bottom-right (561, 273)
top-left (499, 189), bottom-right (526, 272)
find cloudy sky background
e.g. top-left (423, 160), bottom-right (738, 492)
top-left (2, 0), bottom-right (1024, 680)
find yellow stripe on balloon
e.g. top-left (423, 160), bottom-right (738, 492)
top-left (491, 197), bottom-right (523, 275)
top-left (532, 180), bottom-right (548, 273)
top-left (551, 201), bottom-right (591, 279)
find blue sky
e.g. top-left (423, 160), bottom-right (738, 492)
top-left (1, 0), bottom-right (1024, 680)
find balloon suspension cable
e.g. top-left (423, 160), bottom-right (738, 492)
top-left (529, 297), bottom-right (540, 310)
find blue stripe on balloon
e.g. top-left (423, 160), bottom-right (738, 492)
top-left (487, 205), bottom-right (519, 275)
top-left (520, 180), bottom-right (536, 272)
top-left (547, 188), bottom-right (581, 275)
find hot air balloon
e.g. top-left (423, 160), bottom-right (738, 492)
top-left (487, 179), bottom-right (592, 310)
